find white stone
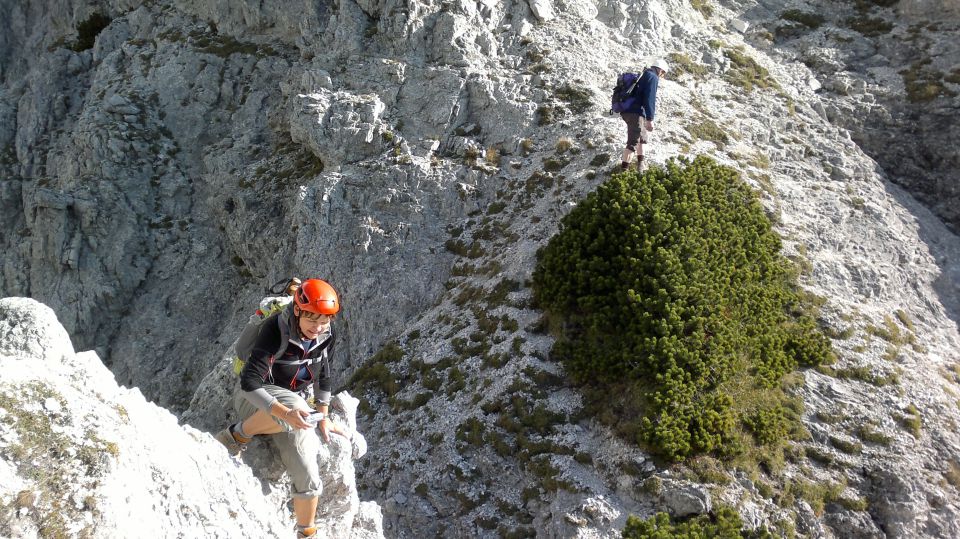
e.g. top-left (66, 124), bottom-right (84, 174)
top-left (731, 19), bottom-right (749, 33)
top-left (528, 0), bottom-right (555, 22)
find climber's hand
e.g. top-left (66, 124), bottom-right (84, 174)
top-left (318, 418), bottom-right (345, 442)
top-left (282, 408), bottom-right (313, 430)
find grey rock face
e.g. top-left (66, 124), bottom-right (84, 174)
top-left (756, 0), bottom-right (960, 232)
top-left (1, 0), bottom-right (960, 537)
top-left (0, 296), bottom-right (383, 538)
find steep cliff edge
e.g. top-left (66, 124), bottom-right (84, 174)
top-left (0, 296), bottom-right (383, 538)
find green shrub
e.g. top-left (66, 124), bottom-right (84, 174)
top-left (532, 157), bottom-right (831, 461)
top-left (543, 157), bottom-right (569, 172)
top-left (590, 153), bottom-right (612, 167)
top-left (371, 342), bottom-right (404, 363)
top-left (622, 506), bottom-right (763, 538)
top-left (855, 0), bottom-right (899, 9)
top-left (781, 10), bottom-right (825, 29)
top-left (536, 105), bottom-right (556, 126)
top-left (73, 13), bottom-right (112, 51)
top-left (347, 362), bottom-right (400, 397)
top-left (744, 408), bottom-right (788, 446)
top-left (456, 417), bottom-right (486, 448)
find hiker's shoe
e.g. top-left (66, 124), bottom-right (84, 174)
top-left (296, 526), bottom-right (318, 538)
top-left (214, 428), bottom-right (247, 457)
top-left (620, 161), bottom-right (630, 171)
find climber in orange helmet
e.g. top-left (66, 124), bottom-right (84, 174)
top-left (215, 278), bottom-right (345, 539)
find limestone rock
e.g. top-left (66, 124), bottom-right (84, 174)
top-left (0, 297), bottom-right (383, 538)
top-left (0, 298), bottom-right (288, 538)
top-left (658, 479), bottom-right (712, 518)
top-left (1, 0), bottom-right (959, 537)
top-left (528, 0), bottom-right (556, 22)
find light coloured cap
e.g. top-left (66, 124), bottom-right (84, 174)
top-left (650, 58), bottom-right (670, 73)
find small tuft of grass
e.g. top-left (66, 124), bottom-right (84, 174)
top-left (690, 0), bottom-right (713, 18)
top-left (0, 383), bottom-right (117, 534)
top-left (687, 118), bottom-right (729, 148)
top-left (778, 479), bottom-right (862, 516)
top-left (554, 85), bottom-right (593, 114)
top-left (945, 461), bottom-right (960, 489)
top-left (829, 435), bottom-right (863, 455)
top-left (847, 15), bottom-right (893, 36)
top-left (520, 139), bottom-right (536, 156)
top-left (667, 52), bottom-right (709, 80)
top-left (816, 410), bottom-right (846, 424)
top-left (723, 48), bottom-right (781, 92)
top-left (902, 64), bottom-right (955, 103)
top-left (816, 364), bottom-right (899, 386)
top-left (897, 404), bottom-right (923, 437)
top-left (865, 314), bottom-right (915, 346)
top-left (485, 147), bottom-right (501, 167)
top-left (555, 137), bottom-right (574, 154)
top-left (856, 423), bottom-right (892, 446)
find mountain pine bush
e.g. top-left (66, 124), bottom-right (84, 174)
top-left (622, 507), bottom-right (772, 538)
top-left (533, 156), bottom-right (832, 461)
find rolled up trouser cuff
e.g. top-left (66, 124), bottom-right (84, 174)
top-left (277, 426), bottom-right (322, 498)
top-left (233, 385), bottom-right (322, 497)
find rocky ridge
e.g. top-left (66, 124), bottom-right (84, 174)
top-left (0, 296), bottom-right (384, 538)
top-left (0, 0), bottom-right (959, 537)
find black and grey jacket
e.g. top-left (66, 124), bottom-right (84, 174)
top-left (239, 304), bottom-right (335, 411)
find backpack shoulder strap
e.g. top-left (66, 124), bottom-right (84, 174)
top-left (626, 71), bottom-right (643, 94)
top-left (275, 303), bottom-right (295, 359)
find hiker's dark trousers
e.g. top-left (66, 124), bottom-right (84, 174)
top-left (620, 112), bottom-right (648, 152)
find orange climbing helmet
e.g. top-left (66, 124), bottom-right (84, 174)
top-left (294, 279), bottom-right (340, 315)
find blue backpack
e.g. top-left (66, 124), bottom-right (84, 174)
top-left (610, 72), bottom-right (641, 114)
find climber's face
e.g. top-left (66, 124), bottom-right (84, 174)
top-left (295, 306), bottom-right (332, 340)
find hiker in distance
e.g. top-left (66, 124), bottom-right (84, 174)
top-left (617, 58), bottom-right (669, 171)
top-left (215, 278), bottom-right (345, 539)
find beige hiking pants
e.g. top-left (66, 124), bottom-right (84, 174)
top-left (234, 385), bottom-right (322, 498)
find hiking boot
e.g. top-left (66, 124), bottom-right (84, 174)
top-left (296, 526), bottom-right (318, 538)
top-left (214, 427), bottom-right (248, 457)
